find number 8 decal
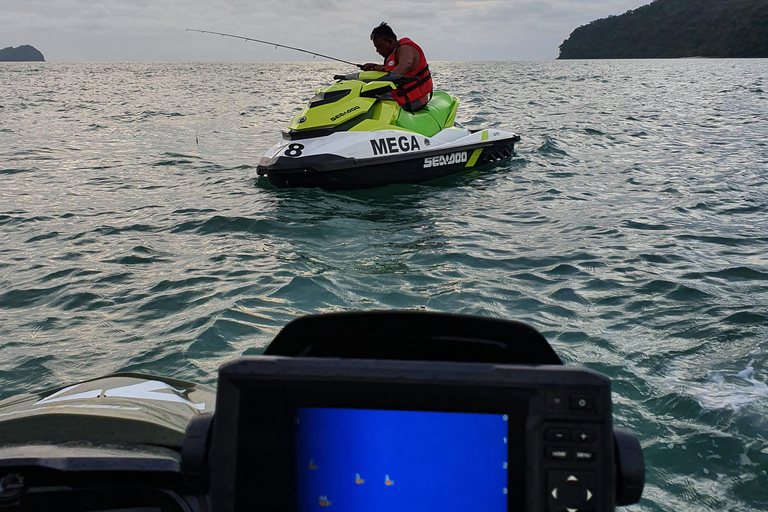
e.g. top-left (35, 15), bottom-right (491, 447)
top-left (285, 143), bottom-right (304, 157)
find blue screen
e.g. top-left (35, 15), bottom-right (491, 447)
top-left (295, 408), bottom-right (508, 512)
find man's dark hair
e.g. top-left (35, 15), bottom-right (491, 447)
top-left (370, 22), bottom-right (397, 41)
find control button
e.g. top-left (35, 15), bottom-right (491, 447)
top-left (583, 488), bottom-right (596, 512)
top-left (575, 450), bottom-right (596, 462)
top-left (570, 394), bottom-right (595, 411)
top-left (548, 471), bottom-right (597, 512)
top-left (546, 448), bottom-right (572, 461)
top-left (546, 428), bottom-right (572, 442)
top-left (549, 393), bottom-right (568, 411)
top-left (574, 428), bottom-right (596, 443)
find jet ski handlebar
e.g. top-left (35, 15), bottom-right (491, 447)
top-left (333, 71), bottom-right (417, 85)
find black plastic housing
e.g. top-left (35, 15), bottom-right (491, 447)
top-left (202, 311), bottom-right (640, 512)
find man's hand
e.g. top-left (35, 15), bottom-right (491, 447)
top-left (361, 63), bottom-right (386, 72)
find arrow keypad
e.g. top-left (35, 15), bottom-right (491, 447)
top-left (547, 471), bottom-right (596, 512)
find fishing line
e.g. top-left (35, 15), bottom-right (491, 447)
top-left (186, 29), bottom-right (363, 68)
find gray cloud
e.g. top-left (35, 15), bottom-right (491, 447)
top-left (1, 0), bottom-right (648, 61)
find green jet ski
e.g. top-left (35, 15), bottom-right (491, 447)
top-left (256, 71), bottom-right (521, 190)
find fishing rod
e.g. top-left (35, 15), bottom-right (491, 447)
top-left (186, 29), bottom-right (363, 68)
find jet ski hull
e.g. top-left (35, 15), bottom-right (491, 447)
top-left (257, 130), bottom-right (521, 190)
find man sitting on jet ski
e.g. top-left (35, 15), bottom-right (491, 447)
top-left (361, 22), bottom-right (433, 112)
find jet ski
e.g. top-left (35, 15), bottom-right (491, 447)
top-left (0, 372), bottom-right (214, 510)
top-left (256, 71), bottom-right (521, 190)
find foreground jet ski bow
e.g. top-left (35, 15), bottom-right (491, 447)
top-left (256, 71), bottom-right (521, 190)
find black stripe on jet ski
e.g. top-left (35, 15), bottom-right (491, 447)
top-left (309, 90), bottom-right (351, 108)
top-left (283, 108), bottom-right (378, 141)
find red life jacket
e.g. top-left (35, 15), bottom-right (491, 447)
top-left (384, 38), bottom-right (433, 110)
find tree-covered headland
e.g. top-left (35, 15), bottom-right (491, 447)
top-left (558, 0), bottom-right (768, 59)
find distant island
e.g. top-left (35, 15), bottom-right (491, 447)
top-left (0, 45), bottom-right (45, 62)
top-left (558, 0), bottom-right (768, 59)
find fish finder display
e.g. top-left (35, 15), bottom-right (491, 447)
top-left (295, 407), bottom-right (509, 512)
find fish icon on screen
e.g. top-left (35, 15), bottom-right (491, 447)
top-left (309, 459), bottom-right (318, 470)
top-left (385, 474), bottom-right (394, 486)
top-left (355, 473), bottom-right (365, 484)
top-left (319, 495), bottom-right (332, 506)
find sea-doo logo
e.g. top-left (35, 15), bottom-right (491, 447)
top-left (423, 152), bottom-right (468, 168)
top-left (330, 106), bottom-right (361, 122)
top-left (0, 473), bottom-right (24, 500)
top-left (371, 136), bottom-right (422, 156)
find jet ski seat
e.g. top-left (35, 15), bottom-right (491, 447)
top-left (394, 91), bottom-right (460, 137)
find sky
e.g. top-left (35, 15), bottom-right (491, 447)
top-left (1, 0), bottom-right (650, 62)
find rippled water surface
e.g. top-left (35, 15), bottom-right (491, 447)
top-left (1, 60), bottom-right (767, 510)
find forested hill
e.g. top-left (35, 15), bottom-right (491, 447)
top-left (0, 45), bottom-right (45, 62)
top-left (558, 0), bottom-right (768, 59)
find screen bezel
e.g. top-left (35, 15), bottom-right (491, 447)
top-left (229, 378), bottom-right (529, 511)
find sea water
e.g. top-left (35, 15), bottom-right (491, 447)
top-left (1, 60), bottom-right (767, 511)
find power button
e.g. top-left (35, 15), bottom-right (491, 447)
top-left (570, 395), bottom-right (595, 412)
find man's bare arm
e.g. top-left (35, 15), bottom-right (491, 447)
top-left (390, 45), bottom-right (419, 75)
